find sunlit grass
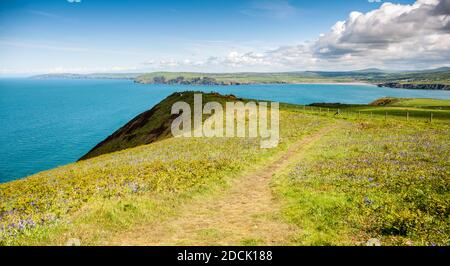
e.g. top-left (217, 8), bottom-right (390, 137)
top-left (274, 120), bottom-right (449, 246)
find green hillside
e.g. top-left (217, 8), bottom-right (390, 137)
top-left (378, 98), bottom-right (450, 109)
top-left (80, 92), bottom-right (242, 160)
top-left (134, 71), bottom-right (354, 85)
top-left (134, 68), bottom-right (450, 87)
top-left (1, 93), bottom-right (449, 246)
top-left (310, 97), bottom-right (450, 121)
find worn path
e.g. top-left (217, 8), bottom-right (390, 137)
top-left (109, 126), bottom-right (336, 245)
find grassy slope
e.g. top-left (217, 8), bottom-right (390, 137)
top-left (273, 119), bottom-right (449, 245)
top-left (80, 92), bottom-right (242, 160)
top-left (0, 96), bottom-right (449, 245)
top-left (386, 98), bottom-right (450, 108)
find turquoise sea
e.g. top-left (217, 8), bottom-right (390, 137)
top-left (1, 78), bottom-right (449, 182)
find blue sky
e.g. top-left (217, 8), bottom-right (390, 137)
top-left (1, 0), bottom-right (448, 75)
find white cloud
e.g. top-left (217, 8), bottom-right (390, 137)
top-left (311, 0), bottom-right (450, 68)
top-left (149, 0), bottom-right (449, 71)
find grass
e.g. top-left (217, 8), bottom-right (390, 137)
top-left (385, 98), bottom-right (450, 109)
top-left (273, 119), bottom-right (449, 245)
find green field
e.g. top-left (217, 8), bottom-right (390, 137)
top-left (309, 97), bottom-right (450, 121)
top-left (0, 94), bottom-right (448, 246)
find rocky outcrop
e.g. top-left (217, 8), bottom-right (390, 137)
top-left (136, 76), bottom-right (250, 85)
top-left (369, 97), bottom-right (400, 106)
top-left (378, 83), bottom-right (450, 90)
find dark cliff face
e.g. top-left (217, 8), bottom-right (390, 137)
top-left (79, 92), bottom-right (183, 160)
top-left (137, 75), bottom-right (248, 85)
top-left (378, 83), bottom-right (450, 90)
top-left (79, 91), bottom-right (240, 160)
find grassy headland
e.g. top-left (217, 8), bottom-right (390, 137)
top-left (0, 93), bottom-right (448, 245)
top-left (80, 92), bottom-right (243, 160)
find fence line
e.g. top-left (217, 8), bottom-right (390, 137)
top-left (297, 105), bottom-right (442, 123)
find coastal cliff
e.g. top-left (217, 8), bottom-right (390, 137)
top-left (79, 91), bottom-right (240, 160)
top-left (378, 83), bottom-right (450, 90)
top-left (135, 75), bottom-right (251, 85)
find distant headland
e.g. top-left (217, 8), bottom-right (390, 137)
top-left (31, 67), bottom-right (450, 90)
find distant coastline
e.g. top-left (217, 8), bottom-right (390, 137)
top-left (31, 67), bottom-right (450, 90)
top-left (377, 82), bottom-right (450, 90)
top-left (28, 75), bottom-right (377, 87)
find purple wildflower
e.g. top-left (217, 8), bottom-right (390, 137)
top-left (364, 196), bottom-right (373, 205)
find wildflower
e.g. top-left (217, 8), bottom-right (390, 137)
top-left (363, 196), bottom-right (373, 205)
top-left (366, 238), bottom-right (381, 246)
top-left (127, 182), bottom-right (139, 193)
top-left (66, 238), bottom-right (81, 246)
top-left (7, 223), bottom-right (17, 230)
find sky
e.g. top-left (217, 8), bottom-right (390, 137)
top-left (0, 0), bottom-right (449, 75)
